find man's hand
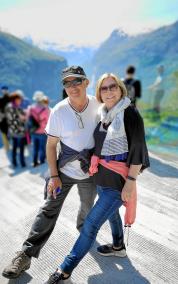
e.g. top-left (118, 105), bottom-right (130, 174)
top-left (46, 135), bottom-right (61, 199)
top-left (47, 177), bottom-right (62, 199)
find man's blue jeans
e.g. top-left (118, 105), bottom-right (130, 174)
top-left (60, 185), bottom-right (123, 274)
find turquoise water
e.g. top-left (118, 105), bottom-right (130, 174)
top-left (145, 116), bottom-right (178, 159)
top-left (148, 143), bottom-right (178, 160)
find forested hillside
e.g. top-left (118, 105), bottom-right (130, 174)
top-left (0, 31), bottom-right (67, 102)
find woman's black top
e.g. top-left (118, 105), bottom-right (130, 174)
top-left (93, 105), bottom-right (150, 191)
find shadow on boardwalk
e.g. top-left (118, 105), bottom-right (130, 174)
top-left (6, 273), bottom-right (32, 284)
top-left (87, 241), bottom-right (150, 284)
top-left (148, 156), bottom-right (178, 178)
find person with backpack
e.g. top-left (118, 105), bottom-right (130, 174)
top-left (123, 65), bottom-right (141, 107)
top-left (27, 91), bottom-right (50, 167)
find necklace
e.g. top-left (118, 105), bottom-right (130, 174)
top-left (68, 98), bottom-right (89, 129)
top-left (68, 98), bottom-right (89, 113)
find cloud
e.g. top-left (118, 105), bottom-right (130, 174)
top-left (0, 0), bottom-right (178, 47)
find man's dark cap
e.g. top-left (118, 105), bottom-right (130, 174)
top-left (61, 66), bottom-right (87, 81)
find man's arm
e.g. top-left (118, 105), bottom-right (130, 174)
top-left (46, 135), bottom-right (59, 176)
top-left (46, 135), bottom-right (62, 198)
top-left (148, 76), bottom-right (161, 90)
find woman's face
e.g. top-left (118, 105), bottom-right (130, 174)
top-left (100, 77), bottom-right (122, 110)
top-left (14, 97), bottom-right (22, 106)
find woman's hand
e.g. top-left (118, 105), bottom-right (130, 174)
top-left (122, 164), bottom-right (141, 202)
top-left (121, 179), bottom-right (136, 202)
top-left (47, 177), bottom-right (62, 199)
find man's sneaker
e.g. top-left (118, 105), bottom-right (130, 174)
top-left (2, 251), bottom-right (31, 279)
top-left (44, 271), bottom-right (71, 284)
top-left (97, 243), bottom-right (127, 257)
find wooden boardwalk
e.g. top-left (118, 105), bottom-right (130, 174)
top-left (0, 149), bottom-right (178, 284)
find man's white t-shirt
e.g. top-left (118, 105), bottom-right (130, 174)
top-left (45, 95), bottom-right (100, 179)
top-left (153, 75), bottom-right (164, 92)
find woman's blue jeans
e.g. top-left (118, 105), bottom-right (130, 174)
top-left (60, 185), bottom-right (123, 274)
top-left (12, 136), bottom-right (26, 166)
top-left (32, 133), bottom-right (47, 164)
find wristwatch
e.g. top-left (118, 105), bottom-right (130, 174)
top-left (127, 175), bottom-right (136, 181)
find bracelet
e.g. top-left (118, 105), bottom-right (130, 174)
top-left (50, 175), bottom-right (59, 178)
top-left (127, 175), bottom-right (136, 181)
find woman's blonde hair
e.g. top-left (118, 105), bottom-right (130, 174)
top-left (95, 73), bottom-right (127, 103)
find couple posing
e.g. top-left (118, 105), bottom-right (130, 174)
top-left (2, 65), bottom-right (149, 283)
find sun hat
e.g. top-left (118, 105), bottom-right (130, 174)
top-left (10, 89), bottom-right (24, 100)
top-left (33, 91), bottom-right (45, 102)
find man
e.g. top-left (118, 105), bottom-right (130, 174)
top-left (2, 66), bottom-right (100, 279)
top-left (148, 64), bottom-right (165, 116)
top-left (123, 65), bottom-right (141, 107)
top-left (0, 85), bottom-right (10, 151)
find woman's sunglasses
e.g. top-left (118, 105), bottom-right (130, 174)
top-left (100, 83), bottom-right (118, 93)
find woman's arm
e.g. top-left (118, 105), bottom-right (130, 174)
top-left (121, 164), bottom-right (141, 202)
top-left (124, 106), bottom-right (150, 171)
top-left (122, 107), bottom-right (149, 201)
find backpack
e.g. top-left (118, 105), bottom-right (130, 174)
top-left (27, 108), bottom-right (45, 134)
top-left (27, 115), bottom-right (40, 134)
top-left (124, 79), bottom-right (136, 103)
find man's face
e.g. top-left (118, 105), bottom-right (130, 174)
top-left (63, 76), bottom-right (89, 101)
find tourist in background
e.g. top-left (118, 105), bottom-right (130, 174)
top-left (0, 85), bottom-right (10, 151)
top-left (148, 64), bottom-right (165, 116)
top-left (123, 65), bottom-right (142, 107)
top-left (27, 91), bottom-right (50, 167)
top-left (5, 90), bottom-right (27, 167)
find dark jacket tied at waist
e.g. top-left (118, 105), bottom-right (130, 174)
top-left (57, 141), bottom-right (94, 173)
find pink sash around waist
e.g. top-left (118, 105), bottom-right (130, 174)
top-left (89, 155), bottom-right (137, 226)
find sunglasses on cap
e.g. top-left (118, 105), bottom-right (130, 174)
top-left (63, 78), bottom-right (85, 88)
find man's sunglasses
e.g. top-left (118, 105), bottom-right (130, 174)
top-left (63, 78), bottom-right (85, 88)
top-left (100, 83), bottom-right (118, 93)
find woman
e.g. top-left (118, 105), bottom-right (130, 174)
top-left (27, 91), bottom-right (50, 167)
top-left (44, 73), bottom-right (149, 284)
top-left (5, 90), bottom-right (27, 167)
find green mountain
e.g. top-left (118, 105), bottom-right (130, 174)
top-left (0, 31), bottom-right (67, 102)
top-left (91, 22), bottom-right (178, 157)
top-left (92, 21), bottom-right (178, 106)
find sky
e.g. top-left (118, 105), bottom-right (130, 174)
top-left (0, 0), bottom-right (178, 48)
